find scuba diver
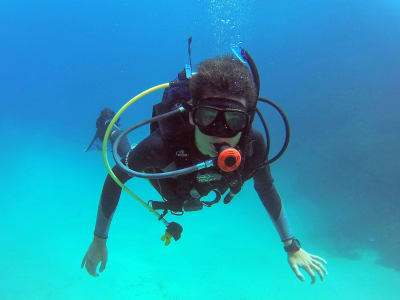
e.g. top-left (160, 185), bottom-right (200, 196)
top-left (81, 46), bottom-right (328, 283)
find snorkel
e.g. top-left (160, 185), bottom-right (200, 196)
top-left (231, 43), bottom-right (291, 166)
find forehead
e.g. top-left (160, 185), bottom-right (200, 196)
top-left (200, 92), bottom-right (247, 107)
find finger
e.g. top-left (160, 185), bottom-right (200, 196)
top-left (85, 259), bottom-right (99, 277)
top-left (310, 254), bottom-right (327, 265)
top-left (99, 258), bottom-right (107, 273)
top-left (311, 262), bottom-right (325, 282)
top-left (303, 266), bottom-right (316, 284)
top-left (81, 254), bottom-right (87, 269)
top-left (312, 260), bottom-right (328, 275)
top-left (290, 263), bottom-right (305, 282)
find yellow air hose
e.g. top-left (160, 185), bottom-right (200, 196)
top-left (101, 83), bottom-right (170, 221)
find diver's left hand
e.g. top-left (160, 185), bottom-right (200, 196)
top-left (287, 248), bottom-right (328, 284)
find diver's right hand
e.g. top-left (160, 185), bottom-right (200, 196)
top-left (81, 235), bottom-right (108, 277)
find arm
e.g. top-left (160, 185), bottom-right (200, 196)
top-left (93, 165), bottom-right (131, 239)
top-left (94, 129), bottom-right (173, 239)
top-left (249, 129), bottom-right (294, 242)
top-left (82, 129), bottom-right (172, 277)
top-left (250, 129), bottom-right (328, 283)
top-left (253, 164), bottom-right (294, 242)
top-left (81, 154), bottom-right (130, 277)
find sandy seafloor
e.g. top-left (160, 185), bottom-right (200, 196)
top-left (1, 126), bottom-right (399, 300)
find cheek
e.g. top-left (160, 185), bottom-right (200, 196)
top-left (195, 127), bottom-right (215, 145)
top-left (194, 126), bottom-right (207, 143)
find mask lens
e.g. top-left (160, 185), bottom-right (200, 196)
top-left (224, 111), bottom-right (247, 131)
top-left (194, 107), bottom-right (218, 127)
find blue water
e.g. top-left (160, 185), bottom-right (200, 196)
top-left (1, 1), bottom-right (399, 299)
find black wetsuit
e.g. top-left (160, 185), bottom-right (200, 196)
top-left (94, 127), bottom-right (294, 242)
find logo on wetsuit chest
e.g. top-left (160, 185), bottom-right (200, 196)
top-left (196, 172), bottom-right (222, 183)
top-left (176, 149), bottom-right (189, 157)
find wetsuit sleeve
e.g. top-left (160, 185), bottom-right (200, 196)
top-left (94, 130), bottom-right (173, 239)
top-left (251, 130), bottom-right (295, 241)
top-left (94, 165), bottom-right (130, 239)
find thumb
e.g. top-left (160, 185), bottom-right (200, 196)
top-left (99, 259), bottom-right (107, 272)
top-left (81, 254), bottom-right (87, 269)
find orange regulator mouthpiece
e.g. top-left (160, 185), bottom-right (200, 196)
top-left (217, 147), bottom-right (242, 172)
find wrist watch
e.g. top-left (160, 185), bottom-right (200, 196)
top-left (284, 238), bottom-right (301, 253)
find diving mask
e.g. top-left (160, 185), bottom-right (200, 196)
top-left (193, 97), bottom-right (249, 138)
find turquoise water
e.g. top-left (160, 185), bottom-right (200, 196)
top-left (1, 1), bottom-right (399, 299)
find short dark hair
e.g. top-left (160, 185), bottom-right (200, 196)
top-left (189, 56), bottom-right (257, 110)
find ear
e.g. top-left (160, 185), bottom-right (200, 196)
top-left (188, 112), bottom-right (194, 125)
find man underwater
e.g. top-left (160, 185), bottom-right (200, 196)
top-left (81, 55), bottom-right (328, 283)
